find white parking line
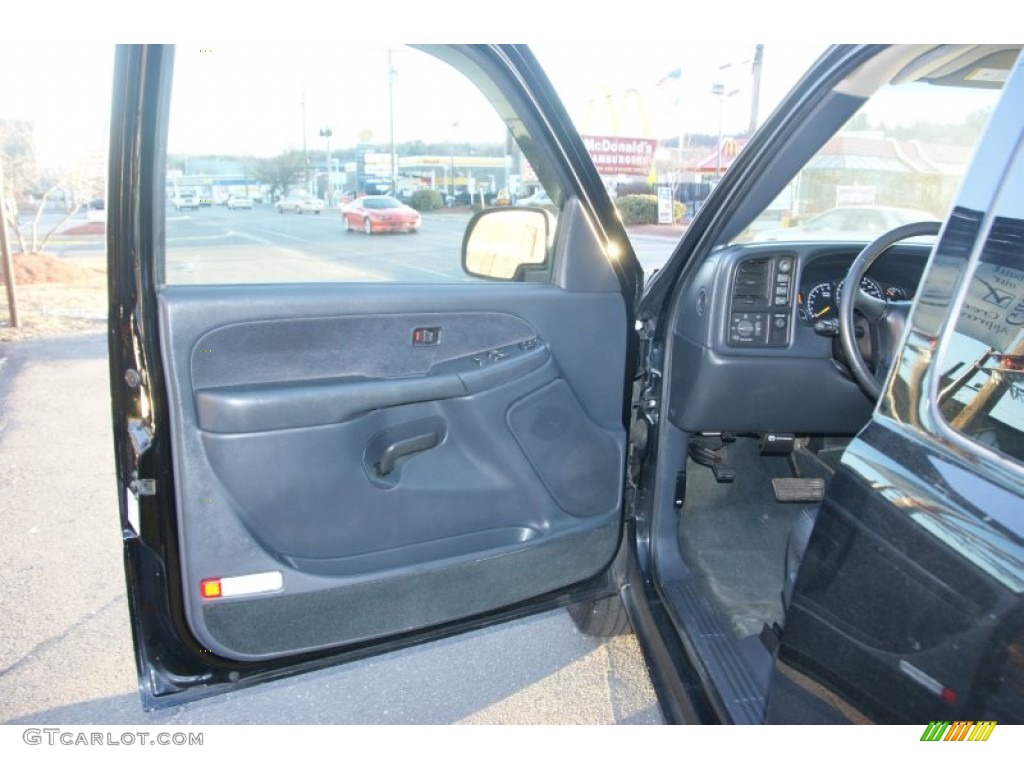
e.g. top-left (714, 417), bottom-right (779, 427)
top-left (254, 229), bottom-right (312, 243)
top-left (167, 232), bottom-right (234, 243)
top-left (225, 229), bottom-right (386, 281)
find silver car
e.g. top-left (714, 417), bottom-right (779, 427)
top-left (752, 205), bottom-right (937, 242)
top-left (276, 194), bottom-right (324, 214)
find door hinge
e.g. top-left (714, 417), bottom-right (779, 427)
top-left (129, 475), bottom-right (156, 496)
top-left (127, 417), bottom-right (153, 457)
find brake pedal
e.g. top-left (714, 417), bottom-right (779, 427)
top-left (771, 477), bottom-right (825, 503)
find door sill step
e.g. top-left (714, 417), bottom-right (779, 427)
top-left (664, 578), bottom-right (771, 724)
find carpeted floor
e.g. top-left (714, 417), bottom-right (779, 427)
top-left (677, 437), bottom-right (802, 637)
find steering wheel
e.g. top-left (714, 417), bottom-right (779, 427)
top-left (838, 221), bottom-right (941, 399)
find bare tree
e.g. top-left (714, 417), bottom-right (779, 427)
top-left (254, 150), bottom-right (305, 201)
top-left (2, 120), bottom-right (105, 254)
top-left (28, 183), bottom-right (84, 252)
top-left (1, 120), bottom-right (35, 253)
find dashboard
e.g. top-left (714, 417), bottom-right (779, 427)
top-left (668, 241), bottom-right (933, 435)
top-left (795, 250), bottom-right (922, 326)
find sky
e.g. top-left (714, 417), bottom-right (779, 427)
top-left (154, 42), bottom-right (827, 159)
top-left (0, 1), bottom-right (1003, 169)
top-left (0, 45), bottom-right (115, 167)
top-left (534, 43), bottom-right (825, 139)
top-left (0, 42), bottom-right (823, 167)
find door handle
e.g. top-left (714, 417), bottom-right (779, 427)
top-left (375, 431), bottom-right (441, 477)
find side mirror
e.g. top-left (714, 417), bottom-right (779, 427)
top-left (462, 207), bottom-right (553, 281)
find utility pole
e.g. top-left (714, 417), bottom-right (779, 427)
top-left (319, 128), bottom-right (333, 204)
top-left (301, 92), bottom-right (310, 195)
top-left (0, 157), bottom-right (20, 328)
top-left (749, 44), bottom-right (764, 135)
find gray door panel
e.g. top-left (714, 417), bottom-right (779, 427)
top-left (157, 283), bottom-right (627, 660)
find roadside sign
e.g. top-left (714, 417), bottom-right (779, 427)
top-left (657, 186), bottom-right (674, 225)
top-left (582, 135), bottom-right (657, 176)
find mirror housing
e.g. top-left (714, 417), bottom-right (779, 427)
top-left (462, 207), bottom-right (553, 281)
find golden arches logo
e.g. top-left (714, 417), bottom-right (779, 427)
top-left (721, 138), bottom-right (740, 157)
top-left (581, 87), bottom-right (652, 138)
top-left (579, 89), bottom-right (657, 181)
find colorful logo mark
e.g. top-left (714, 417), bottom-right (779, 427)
top-left (920, 721), bottom-right (996, 742)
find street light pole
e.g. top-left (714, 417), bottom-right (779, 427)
top-left (677, 65), bottom-right (685, 179)
top-left (713, 83), bottom-right (725, 181)
top-left (388, 49), bottom-right (398, 197)
top-left (713, 83), bottom-right (739, 182)
top-left (450, 121), bottom-right (459, 204)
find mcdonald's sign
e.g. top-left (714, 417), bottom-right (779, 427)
top-left (581, 135), bottom-right (657, 176)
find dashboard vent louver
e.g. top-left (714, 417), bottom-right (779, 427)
top-left (733, 258), bottom-right (771, 300)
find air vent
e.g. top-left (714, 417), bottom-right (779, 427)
top-left (733, 258), bottom-right (771, 300)
top-left (727, 255), bottom-right (792, 347)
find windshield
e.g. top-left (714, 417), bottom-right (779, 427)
top-left (734, 81), bottom-right (1001, 244)
top-left (363, 197), bottom-right (402, 209)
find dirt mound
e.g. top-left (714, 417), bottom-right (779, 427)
top-left (1, 252), bottom-right (105, 286)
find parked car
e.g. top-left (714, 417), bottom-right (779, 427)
top-left (752, 205), bottom-right (939, 242)
top-left (107, 44), bottom-right (1024, 726)
top-left (276, 193), bottom-right (324, 214)
top-left (341, 194), bottom-right (421, 234)
top-left (173, 192), bottom-right (199, 211)
top-left (226, 195), bottom-right (253, 210)
top-left (84, 197), bottom-right (106, 223)
top-left (514, 189), bottom-right (553, 207)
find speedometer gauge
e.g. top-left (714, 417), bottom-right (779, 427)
top-left (803, 282), bottom-right (836, 321)
top-left (837, 276), bottom-right (884, 303)
top-left (802, 277), bottom-right (884, 323)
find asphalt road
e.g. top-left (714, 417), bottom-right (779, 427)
top-left (160, 203), bottom-right (677, 283)
top-left (164, 204), bottom-right (468, 284)
top-left (33, 203), bottom-right (679, 278)
top-left (0, 207), bottom-right (681, 723)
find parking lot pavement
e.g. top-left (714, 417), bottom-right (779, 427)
top-left (0, 333), bottom-right (661, 725)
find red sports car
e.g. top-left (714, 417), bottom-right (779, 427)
top-left (341, 195), bottom-right (421, 234)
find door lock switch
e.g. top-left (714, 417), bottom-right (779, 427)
top-left (412, 327), bottom-right (442, 346)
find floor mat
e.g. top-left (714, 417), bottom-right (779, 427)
top-left (677, 437), bottom-right (798, 637)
